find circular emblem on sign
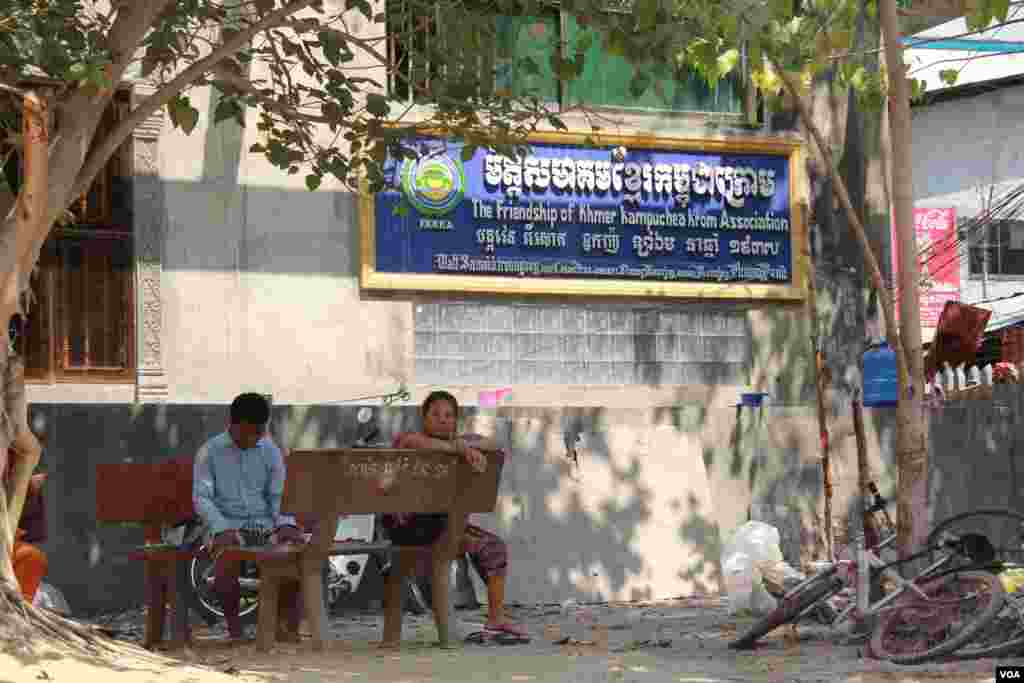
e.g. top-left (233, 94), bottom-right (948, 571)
top-left (399, 154), bottom-right (466, 216)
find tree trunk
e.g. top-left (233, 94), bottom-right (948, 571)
top-left (879, 0), bottom-right (929, 556)
top-left (0, 92), bottom-right (47, 601)
top-left (775, 71), bottom-right (909, 389)
top-left (775, 65), bottom-right (927, 556)
top-left (0, 346), bottom-right (24, 595)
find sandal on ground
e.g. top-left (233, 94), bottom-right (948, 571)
top-left (464, 631), bottom-right (492, 645)
top-left (485, 623), bottom-right (531, 643)
top-left (465, 630), bottom-right (528, 646)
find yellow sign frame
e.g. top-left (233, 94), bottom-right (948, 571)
top-left (359, 130), bottom-right (807, 301)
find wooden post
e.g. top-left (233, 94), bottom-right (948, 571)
top-left (816, 348), bottom-right (834, 561)
top-left (804, 206), bottom-right (834, 561)
top-left (852, 390), bottom-right (873, 542)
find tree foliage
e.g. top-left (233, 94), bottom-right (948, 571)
top-left (0, 0), bottom-right (586, 203)
top-left (0, 0), bottom-right (1014, 213)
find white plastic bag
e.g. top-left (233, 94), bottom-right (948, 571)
top-left (721, 521), bottom-right (785, 615)
top-left (759, 559), bottom-right (806, 595)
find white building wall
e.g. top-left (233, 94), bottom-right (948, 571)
top-left (911, 82), bottom-right (1024, 327)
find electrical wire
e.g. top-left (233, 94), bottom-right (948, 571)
top-left (901, 181), bottom-right (1024, 291)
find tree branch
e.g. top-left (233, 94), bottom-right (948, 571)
top-left (0, 83), bottom-right (27, 97)
top-left (106, 0), bottom-right (179, 86)
top-left (774, 64), bottom-right (911, 392)
top-left (320, 27), bottom-right (391, 66)
top-left (71, 0), bottom-right (319, 200)
top-left (212, 66), bottom-right (329, 123)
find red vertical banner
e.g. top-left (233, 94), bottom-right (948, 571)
top-left (891, 208), bottom-right (960, 333)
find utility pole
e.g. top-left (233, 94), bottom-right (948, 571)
top-left (879, 0), bottom-right (929, 555)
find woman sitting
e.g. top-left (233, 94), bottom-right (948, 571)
top-left (387, 390), bottom-right (528, 642)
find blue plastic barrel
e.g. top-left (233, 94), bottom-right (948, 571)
top-left (863, 342), bottom-right (899, 407)
top-left (739, 392), bottom-right (768, 407)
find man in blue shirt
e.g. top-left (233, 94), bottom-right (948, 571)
top-left (193, 393), bottom-right (305, 639)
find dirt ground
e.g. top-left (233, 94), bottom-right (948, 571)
top-left (2, 597), bottom-right (1021, 683)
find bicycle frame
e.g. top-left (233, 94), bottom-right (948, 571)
top-left (775, 529), bottom-right (966, 628)
top-left (830, 536), bottom-right (958, 628)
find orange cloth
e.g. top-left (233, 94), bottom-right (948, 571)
top-left (12, 540), bottom-right (47, 602)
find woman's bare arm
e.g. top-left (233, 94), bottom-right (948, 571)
top-left (395, 432), bottom-right (459, 452)
top-left (462, 434), bottom-right (501, 453)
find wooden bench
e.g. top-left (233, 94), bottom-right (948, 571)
top-left (95, 457), bottom-right (200, 649)
top-left (95, 447), bottom-right (503, 652)
top-left (94, 457), bottom-right (392, 650)
top-left (259, 448), bottom-right (503, 652)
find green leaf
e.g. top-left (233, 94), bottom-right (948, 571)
top-left (214, 98), bottom-right (244, 126)
top-left (319, 29), bottom-right (344, 66)
top-left (910, 78), bottom-right (928, 101)
top-left (179, 105), bottom-right (200, 135)
top-left (939, 69), bottom-right (959, 87)
top-left (992, 0), bottom-right (1011, 22)
top-left (965, 7), bottom-right (989, 32)
top-left (365, 93), bottom-right (389, 117)
top-left (66, 63), bottom-right (87, 79)
top-left (717, 48), bottom-right (740, 77)
top-left (166, 98), bottom-right (183, 130)
top-left (629, 70), bottom-right (652, 98)
top-left (305, 174), bottom-right (322, 191)
top-left (518, 56), bottom-right (541, 76)
top-left (637, 0), bottom-right (659, 28)
top-left (550, 54), bottom-right (578, 82)
top-left (849, 65), bottom-right (867, 91)
top-left (606, 28), bottom-right (628, 58)
top-left (575, 29), bottom-right (594, 54)
top-left (546, 114), bottom-right (568, 131)
top-left (346, 0), bottom-right (373, 19)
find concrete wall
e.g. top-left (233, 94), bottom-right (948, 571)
top-left (31, 398), bottom-right (898, 616)
top-left (928, 385), bottom-right (1024, 527)
top-left (25, 65), bottom-right (812, 408)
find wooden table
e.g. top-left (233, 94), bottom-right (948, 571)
top-left (256, 447), bottom-right (504, 651)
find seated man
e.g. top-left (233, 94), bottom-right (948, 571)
top-left (193, 392), bottom-right (305, 640)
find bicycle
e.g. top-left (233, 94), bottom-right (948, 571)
top-left (907, 508), bottom-right (1024, 661)
top-left (729, 489), bottom-right (1006, 661)
top-left (927, 568), bottom-right (1024, 661)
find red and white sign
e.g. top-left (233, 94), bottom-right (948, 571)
top-left (891, 207), bottom-right (960, 332)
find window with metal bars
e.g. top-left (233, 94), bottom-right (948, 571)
top-left (387, 1), bottom-right (561, 102)
top-left (969, 219), bottom-right (1024, 277)
top-left (386, 1), bottom-right (744, 114)
top-left (3, 95), bottom-right (135, 382)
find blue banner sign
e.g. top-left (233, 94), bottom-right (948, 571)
top-left (363, 133), bottom-right (803, 299)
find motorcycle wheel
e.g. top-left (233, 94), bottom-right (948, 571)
top-left (188, 545), bottom-right (261, 627)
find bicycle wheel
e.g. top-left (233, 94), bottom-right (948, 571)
top-left (927, 508), bottom-right (1024, 565)
top-left (948, 591), bottom-right (1024, 660)
top-left (869, 570), bottom-right (1005, 665)
top-left (729, 574), bottom-right (844, 649)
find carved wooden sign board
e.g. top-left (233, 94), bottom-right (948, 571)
top-left (283, 449), bottom-right (460, 517)
top-left (283, 448), bottom-right (504, 517)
